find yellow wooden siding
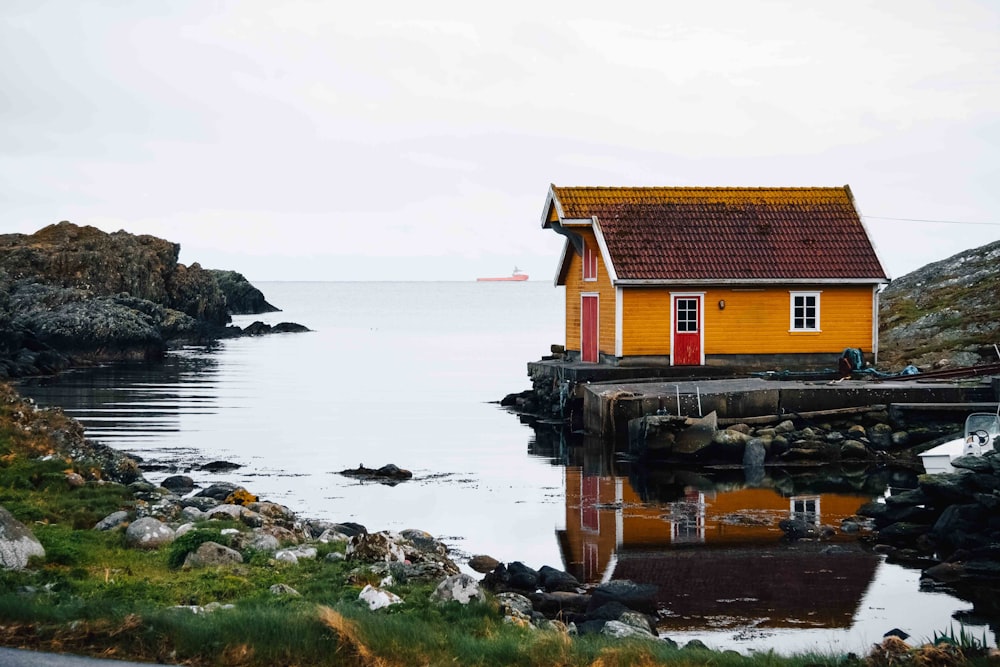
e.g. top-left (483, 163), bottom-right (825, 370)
top-left (706, 286), bottom-right (873, 354)
top-left (619, 286), bottom-right (874, 356)
top-left (563, 231), bottom-right (617, 356)
top-left (620, 288), bottom-right (670, 356)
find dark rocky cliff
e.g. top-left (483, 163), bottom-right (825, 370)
top-left (0, 222), bottom-right (229, 324)
top-left (209, 270), bottom-right (279, 315)
top-left (879, 239), bottom-right (1000, 369)
top-left (0, 221), bottom-right (289, 377)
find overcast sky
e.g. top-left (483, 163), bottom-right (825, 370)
top-left (3, 1), bottom-right (998, 282)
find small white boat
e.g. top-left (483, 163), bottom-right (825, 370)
top-left (919, 412), bottom-right (999, 474)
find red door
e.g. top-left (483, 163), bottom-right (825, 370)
top-left (673, 296), bottom-right (701, 365)
top-left (581, 295), bottom-right (598, 363)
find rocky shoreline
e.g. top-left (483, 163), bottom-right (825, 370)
top-left (0, 383), bottom-right (675, 645)
top-left (0, 222), bottom-right (307, 379)
top-left (4, 379), bottom-right (1000, 662)
top-left (858, 449), bottom-right (1000, 620)
top-left (4, 379), bottom-right (1000, 651)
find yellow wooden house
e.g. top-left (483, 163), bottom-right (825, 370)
top-left (541, 185), bottom-right (889, 369)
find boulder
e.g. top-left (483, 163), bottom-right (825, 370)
top-left (269, 583), bottom-right (300, 597)
top-left (182, 496), bottom-right (221, 512)
top-left (183, 541), bottom-right (243, 568)
top-left (124, 517), bottom-right (175, 549)
top-left (359, 584), bottom-right (403, 611)
top-left (431, 574), bottom-right (486, 604)
top-left (206, 504), bottom-right (245, 521)
top-left (161, 475), bottom-right (195, 493)
top-left (538, 565), bottom-right (580, 592)
top-left (275, 545), bottom-right (317, 562)
top-left (338, 464), bottom-right (413, 484)
top-left (867, 423), bottom-right (894, 450)
top-left (367, 560), bottom-right (453, 583)
top-left (180, 506), bottom-right (206, 522)
top-left (242, 532), bottom-right (281, 553)
top-left (347, 531), bottom-right (407, 563)
top-left (0, 506), bottom-right (45, 570)
top-left (530, 591), bottom-right (591, 615)
top-left (602, 619), bottom-right (656, 640)
top-left (196, 482), bottom-right (242, 501)
top-left (619, 610), bottom-right (656, 636)
top-left (588, 601), bottom-right (632, 622)
top-left (469, 554), bottom-right (501, 574)
top-left (275, 551), bottom-right (299, 564)
top-left (400, 529), bottom-right (448, 559)
top-left (200, 460), bottom-right (241, 473)
top-left (331, 521), bottom-right (367, 538)
top-left (774, 419), bottom-right (796, 433)
top-left (248, 501), bottom-right (300, 527)
top-left (93, 510), bottom-right (130, 531)
top-left (841, 439), bottom-right (871, 459)
top-left (495, 591), bottom-right (533, 617)
top-left (588, 580), bottom-right (658, 615)
top-left (507, 561), bottom-right (540, 591)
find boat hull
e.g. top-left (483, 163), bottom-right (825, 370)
top-left (919, 436), bottom-right (995, 474)
top-left (476, 275), bottom-right (529, 282)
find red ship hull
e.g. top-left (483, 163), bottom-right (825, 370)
top-left (476, 274), bottom-right (529, 282)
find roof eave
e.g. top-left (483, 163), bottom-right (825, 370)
top-left (845, 184), bottom-right (892, 281)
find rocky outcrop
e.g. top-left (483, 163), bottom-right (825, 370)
top-left (209, 270), bottom-right (279, 315)
top-left (0, 222), bottom-right (304, 378)
top-left (879, 239), bottom-right (1000, 369)
top-left (859, 450), bottom-right (1000, 615)
top-left (0, 222), bottom-right (228, 324)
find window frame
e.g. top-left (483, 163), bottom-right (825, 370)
top-left (675, 297), bottom-right (699, 333)
top-left (789, 291), bottom-right (821, 332)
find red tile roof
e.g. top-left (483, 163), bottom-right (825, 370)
top-left (548, 186), bottom-right (888, 282)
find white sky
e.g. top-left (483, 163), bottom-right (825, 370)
top-left (2, 0), bottom-right (999, 281)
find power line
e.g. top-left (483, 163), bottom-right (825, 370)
top-left (866, 215), bottom-right (1000, 226)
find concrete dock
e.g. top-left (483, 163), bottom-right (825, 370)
top-left (583, 377), bottom-right (997, 440)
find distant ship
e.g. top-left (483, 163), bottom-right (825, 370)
top-left (477, 267), bottom-right (528, 282)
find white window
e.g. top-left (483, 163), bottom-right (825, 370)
top-left (790, 291), bottom-right (820, 331)
top-left (583, 241), bottom-right (598, 281)
top-left (790, 496), bottom-right (821, 525)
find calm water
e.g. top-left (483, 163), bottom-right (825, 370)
top-left (17, 281), bottom-right (994, 654)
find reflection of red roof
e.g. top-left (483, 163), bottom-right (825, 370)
top-left (547, 186), bottom-right (888, 282)
top-left (611, 544), bottom-right (879, 631)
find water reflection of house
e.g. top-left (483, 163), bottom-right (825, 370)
top-left (559, 467), bottom-right (881, 631)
